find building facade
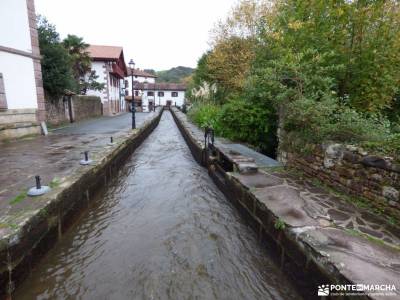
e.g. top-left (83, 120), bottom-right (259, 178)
top-left (123, 69), bottom-right (155, 111)
top-left (133, 82), bottom-right (186, 112)
top-left (86, 45), bottom-right (127, 116)
top-left (123, 68), bottom-right (186, 112)
top-left (0, 0), bottom-right (45, 139)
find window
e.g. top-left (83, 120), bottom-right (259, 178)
top-left (125, 90), bottom-right (129, 96)
top-left (172, 92), bottom-right (178, 97)
top-left (158, 91), bottom-right (164, 97)
top-left (135, 91), bottom-right (139, 96)
top-left (147, 91), bottom-right (154, 96)
top-left (125, 80), bottom-right (129, 88)
top-left (0, 73), bottom-right (7, 109)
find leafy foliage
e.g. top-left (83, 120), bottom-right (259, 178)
top-left (187, 102), bottom-right (222, 131)
top-left (38, 17), bottom-right (104, 97)
top-left (189, 0), bottom-right (400, 159)
top-left (218, 97), bottom-right (277, 155)
top-left (37, 16), bottom-right (75, 97)
top-left (62, 34), bottom-right (104, 94)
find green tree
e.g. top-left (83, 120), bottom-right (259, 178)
top-left (62, 34), bottom-right (104, 94)
top-left (37, 16), bottom-right (75, 97)
top-left (266, 0), bottom-right (400, 112)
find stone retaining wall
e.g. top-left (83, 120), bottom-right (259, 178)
top-left (285, 144), bottom-right (400, 220)
top-left (46, 95), bottom-right (102, 126)
top-left (0, 108), bottom-right (163, 298)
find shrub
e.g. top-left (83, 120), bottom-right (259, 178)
top-left (283, 96), bottom-right (391, 151)
top-left (187, 102), bottom-right (222, 131)
top-left (219, 97), bottom-right (277, 155)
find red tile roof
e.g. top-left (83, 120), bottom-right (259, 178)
top-left (133, 82), bottom-right (186, 91)
top-left (127, 69), bottom-right (157, 78)
top-left (87, 45), bottom-right (123, 61)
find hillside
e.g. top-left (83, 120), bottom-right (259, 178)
top-left (155, 66), bottom-right (194, 83)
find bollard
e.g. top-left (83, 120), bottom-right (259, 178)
top-left (107, 136), bottom-right (115, 146)
top-left (80, 151), bottom-right (93, 165)
top-left (27, 175), bottom-right (51, 196)
top-left (35, 175), bottom-right (41, 189)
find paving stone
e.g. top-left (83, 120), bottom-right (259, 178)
top-left (358, 227), bottom-right (384, 239)
top-left (328, 209), bottom-right (350, 221)
top-left (253, 186), bottom-right (319, 227)
top-left (300, 227), bottom-right (400, 296)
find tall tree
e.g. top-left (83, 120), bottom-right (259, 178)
top-left (62, 35), bottom-right (104, 94)
top-left (62, 35), bottom-right (91, 82)
top-left (37, 16), bottom-right (75, 97)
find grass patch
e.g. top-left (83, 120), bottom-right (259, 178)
top-left (9, 190), bottom-right (28, 205)
top-left (0, 222), bottom-right (19, 230)
top-left (49, 177), bottom-right (61, 188)
top-left (274, 218), bottom-right (286, 230)
top-left (344, 228), bottom-right (400, 251)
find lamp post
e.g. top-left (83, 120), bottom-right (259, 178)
top-left (153, 83), bottom-right (156, 112)
top-left (129, 59), bottom-right (136, 129)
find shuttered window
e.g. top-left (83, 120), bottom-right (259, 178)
top-left (0, 73), bottom-right (7, 109)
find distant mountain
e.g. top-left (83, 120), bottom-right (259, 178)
top-left (143, 69), bottom-right (157, 76)
top-left (155, 66), bottom-right (194, 83)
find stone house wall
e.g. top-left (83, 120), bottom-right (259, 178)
top-left (285, 143), bottom-right (400, 220)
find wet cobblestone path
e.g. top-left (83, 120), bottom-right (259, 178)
top-left (15, 112), bottom-right (301, 299)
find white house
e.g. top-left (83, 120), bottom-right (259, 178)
top-left (132, 82), bottom-right (186, 112)
top-left (0, 0), bottom-right (45, 139)
top-left (86, 45), bottom-right (127, 116)
top-left (123, 66), bottom-right (185, 112)
top-left (126, 69), bottom-right (157, 84)
top-left (123, 69), bottom-right (155, 111)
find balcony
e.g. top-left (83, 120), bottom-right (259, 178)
top-left (124, 95), bottom-right (142, 102)
top-left (111, 63), bottom-right (125, 79)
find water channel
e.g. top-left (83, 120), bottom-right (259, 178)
top-left (15, 112), bottom-right (301, 299)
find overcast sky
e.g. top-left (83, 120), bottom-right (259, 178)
top-left (35, 0), bottom-right (237, 71)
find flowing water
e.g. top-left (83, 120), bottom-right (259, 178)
top-left (15, 112), bottom-right (301, 300)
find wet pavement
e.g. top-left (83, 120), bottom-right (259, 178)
top-left (51, 112), bottom-right (141, 135)
top-left (14, 112), bottom-right (301, 300)
top-left (0, 112), bottom-right (155, 219)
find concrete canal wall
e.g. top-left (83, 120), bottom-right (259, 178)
top-left (0, 108), bottom-right (163, 298)
top-left (170, 107), bottom-right (400, 300)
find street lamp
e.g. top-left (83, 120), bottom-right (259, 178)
top-left (129, 59), bottom-right (136, 129)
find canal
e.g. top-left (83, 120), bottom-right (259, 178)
top-left (15, 112), bottom-right (301, 299)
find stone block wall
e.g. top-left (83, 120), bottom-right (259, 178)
top-left (45, 97), bottom-right (68, 125)
top-left (285, 143), bottom-right (400, 220)
top-left (71, 95), bottom-right (102, 122)
top-left (46, 95), bottom-right (102, 126)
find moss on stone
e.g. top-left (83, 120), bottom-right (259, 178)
top-left (344, 228), bottom-right (400, 252)
top-left (274, 218), bottom-right (286, 230)
top-left (9, 190), bottom-right (28, 205)
top-left (49, 177), bottom-right (61, 188)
